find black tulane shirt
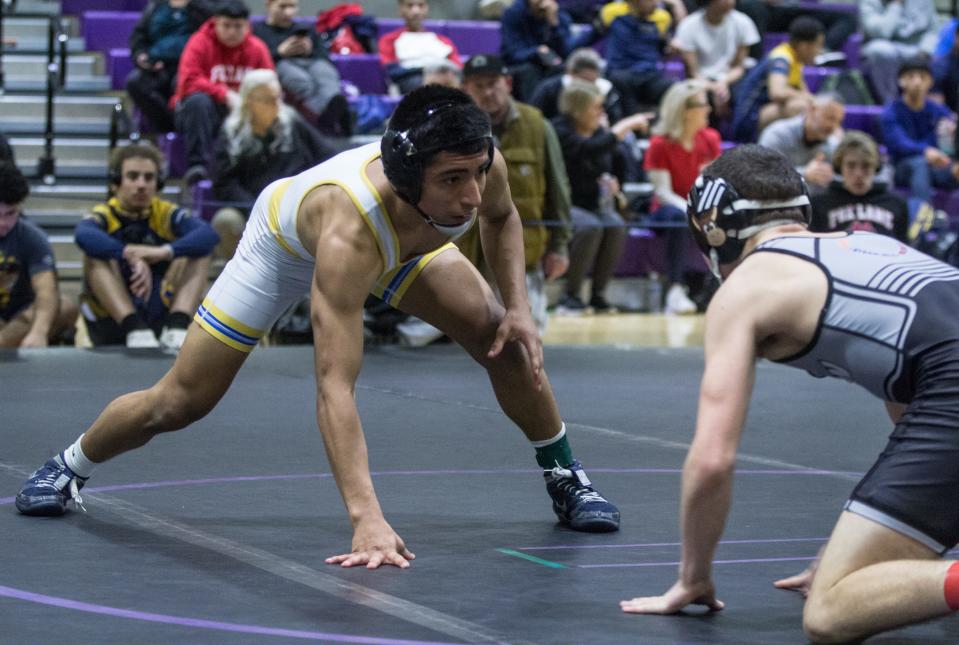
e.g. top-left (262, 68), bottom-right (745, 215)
top-left (810, 180), bottom-right (910, 242)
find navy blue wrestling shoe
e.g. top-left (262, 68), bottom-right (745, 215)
top-left (15, 454), bottom-right (87, 516)
top-left (544, 460), bottom-right (620, 532)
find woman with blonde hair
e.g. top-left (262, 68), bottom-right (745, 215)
top-left (211, 68), bottom-right (335, 258)
top-left (643, 79), bottom-right (721, 314)
top-left (551, 78), bottom-right (650, 314)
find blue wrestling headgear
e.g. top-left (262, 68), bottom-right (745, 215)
top-left (381, 86), bottom-right (494, 207)
top-left (687, 172), bottom-right (812, 277)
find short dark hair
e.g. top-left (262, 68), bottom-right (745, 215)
top-left (703, 144), bottom-right (808, 222)
top-left (0, 160), bottom-right (30, 206)
top-left (108, 144), bottom-right (165, 187)
top-left (898, 55), bottom-right (933, 79)
top-left (386, 85), bottom-right (491, 164)
top-left (788, 16), bottom-right (825, 44)
top-left (216, 0), bottom-right (250, 19)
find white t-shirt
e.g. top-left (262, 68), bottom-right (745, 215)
top-left (673, 9), bottom-right (760, 81)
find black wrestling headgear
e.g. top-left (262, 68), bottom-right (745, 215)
top-left (687, 173), bottom-right (812, 276)
top-left (381, 86), bottom-right (493, 206)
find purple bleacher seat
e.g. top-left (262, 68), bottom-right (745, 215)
top-left (108, 48), bottom-right (133, 91)
top-left (80, 11), bottom-right (140, 54)
top-left (63, 0), bottom-right (146, 14)
top-left (157, 132), bottom-right (187, 178)
top-left (843, 105), bottom-right (884, 140)
top-left (804, 67), bottom-right (830, 93)
top-left (661, 59), bottom-right (684, 81)
top-left (190, 179), bottom-right (216, 221)
top-left (446, 20), bottom-right (501, 57)
top-left (331, 53), bottom-right (387, 94)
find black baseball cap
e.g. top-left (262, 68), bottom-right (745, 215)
top-left (462, 54), bottom-right (509, 78)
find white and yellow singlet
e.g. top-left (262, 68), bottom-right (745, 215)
top-left (194, 142), bottom-right (454, 352)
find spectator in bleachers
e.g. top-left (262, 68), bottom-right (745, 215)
top-left (598, 0), bottom-right (686, 36)
top-left (673, 0), bottom-right (760, 120)
top-left (810, 130), bottom-right (910, 241)
top-left (530, 48), bottom-right (626, 123)
top-left (861, 0), bottom-right (939, 105)
top-left (758, 92), bottom-right (845, 195)
top-left (644, 80), bottom-right (721, 314)
top-left (210, 69), bottom-right (336, 259)
top-left (76, 145), bottom-right (218, 350)
top-left (171, 0), bottom-right (274, 186)
top-left (125, 0), bottom-right (216, 133)
top-left (0, 161), bottom-right (77, 348)
top-left (500, 0), bottom-right (581, 101)
top-left (736, 0), bottom-right (856, 64)
top-left (422, 59), bottom-right (462, 88)
top-left (603, 0), bottom-right (677, 116)
top-left (881, 57), bottom-right (959, 205)
top-left (730, 16), bottom-right (823, 143)
top-left (551, 80), bottom-right (649, 314)
top-left (254, 0), bottom-right (350, 137)
top-left (460, 54), bottom-right (572, 333)
top-left (378, 0), bottom-right (463, 95)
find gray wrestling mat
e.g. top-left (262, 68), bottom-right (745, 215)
top-left (2, 345), bottom-right (958, 644)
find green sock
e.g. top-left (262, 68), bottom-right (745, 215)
top-left (533, 424), bottom-right (573, 469)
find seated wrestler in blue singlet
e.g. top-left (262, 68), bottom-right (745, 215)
top-left (621, 144), bottom-right (959, 643)
top-left (15, 86), bottom-right (622, 571)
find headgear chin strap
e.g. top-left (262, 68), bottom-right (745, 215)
top-left (687, 175), bottom-right (812, 280)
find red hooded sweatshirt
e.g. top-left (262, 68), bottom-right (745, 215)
top-left (170, 18), bottom-right (274, 108)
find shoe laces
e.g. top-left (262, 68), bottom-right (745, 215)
top-left (547, 463), bottom-right (606, 503)
top-left (69, 478), bottom-right (86, 513)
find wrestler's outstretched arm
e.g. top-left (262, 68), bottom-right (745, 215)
top-left (305, 192), bottom-right (416, 569)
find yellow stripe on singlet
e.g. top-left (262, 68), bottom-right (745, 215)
top-left (305, 178), bottom-right (393, 271)
top-left (266, 179), bottom-right (303, 259)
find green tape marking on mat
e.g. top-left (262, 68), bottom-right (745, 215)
top-left (496, 548), bottom-right (567, 569)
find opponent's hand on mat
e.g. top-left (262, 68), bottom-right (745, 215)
top-left (773, 553), bottom-right (820, 597)
top-left (488, 308), bottom-right (544, 391)
top-left (620, 579), bottom-right (724, 615)
top-left (325, 520), bottom-right (416, 569)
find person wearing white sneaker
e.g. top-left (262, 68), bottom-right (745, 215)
top-left (664, 283), bottom-right (697, 315)
top-left (16, 88), bottom-right (622, 572)
top-left (76, 144), bottom-right (218, 348)
top-left (644, 81), bottom-right (722, 315)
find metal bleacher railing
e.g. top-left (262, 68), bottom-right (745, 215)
top-left (36, 12), bottom-right (69, 184)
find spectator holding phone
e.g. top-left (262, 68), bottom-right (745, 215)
top-left (253, 0), bottom-right (350, 136)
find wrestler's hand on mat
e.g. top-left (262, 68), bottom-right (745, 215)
top-left (487, 308), bottom-right (544, 390)
top-left (773, 552), bottom-right (820, 597)
top-left (325, 519), bottom-right (416, 569)
top-left (620, 579), bottom-right (724, 614)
